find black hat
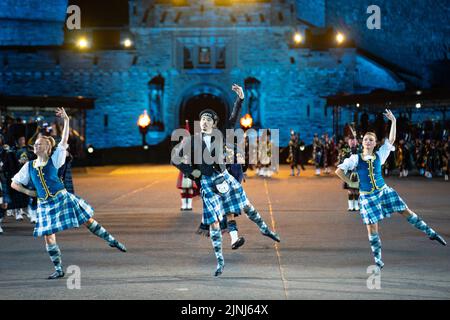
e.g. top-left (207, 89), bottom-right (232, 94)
top-left (199, 109), bottom-right (219, 123)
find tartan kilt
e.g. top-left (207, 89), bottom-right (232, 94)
top-left (33, 190), bottom-right (94, 237)
top-left (359, 185), bottom-right (408, 225)
top-left (176, 171), bottom-right (199, 190)
top-left (200, 170), bottom-right (250, 225)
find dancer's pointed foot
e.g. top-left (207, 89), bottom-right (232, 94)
top-left (376, 261), bottom-right (384, 271)
top-left (48, 270), bottom-right (65, 280)
top-left (214, 263), bottom-right (225, 277)
top-left (231, 237), bottom-right (245, 250)
top-left (430, 233), bottom-right (447, 246)
top-left (262, 230), bottom-right (280, 242)
top-left (110, 240), bottom-right (127, 252)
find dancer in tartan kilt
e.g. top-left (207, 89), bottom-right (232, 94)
top-left (172, 84), bottom-right (280, 276)
top-left (11, 107), bottom-right (126, 280)
top-left (335, 109), bottom-right (446, 270)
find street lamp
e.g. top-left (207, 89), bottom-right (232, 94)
top-left (138, 110), bottom-right (151, 147)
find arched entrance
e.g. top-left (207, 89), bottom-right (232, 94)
top-left (179, 90), bottom-right (229, 133)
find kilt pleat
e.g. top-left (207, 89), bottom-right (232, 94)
top-left (200, 170), bottom-right (249, 225)
top-left (33, 190), bottom-right (94, 237)
top-left (359, 186), bottom-right (408, 225)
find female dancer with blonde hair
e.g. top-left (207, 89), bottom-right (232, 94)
top-left (11, 107), bottom-right (126, 279)
top-left (335, 109), bottom-right (446, 270)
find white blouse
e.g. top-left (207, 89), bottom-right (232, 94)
top-left (12, 143), bottom-right (68, 186)
top-left (337, 140), bottom-right (395, 174)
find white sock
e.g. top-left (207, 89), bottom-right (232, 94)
top-left (187, 198), bottom-right (192, 209)
top-left (230, 230), bottom-right (238, 244)
top-left (181, 198), bottom-right (186, 209)
top-left (348, 200), bottom-right (354, 210)
top-left (353, 200), bottom-right (360, 210)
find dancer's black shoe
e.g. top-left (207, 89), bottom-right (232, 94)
top-left (430, 233), bottom-right (447, 246)
top-left (110, 240), bottom-right (127, 252)
top-left (262, 230), bottom-right (280, 242)
top-left (214, 263), bottom-right (225, 277)
top-left (48, 270), bottom-right (65, 280)
top-left (231, 237), bottom-right (245, 250)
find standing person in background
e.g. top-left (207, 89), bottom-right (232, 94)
top-left (313, 134), bottom-right (324, 176)
top-left (288, 131), bottom-right (300, 176)
top-left (176, 120), bottom-right (199, 211)
top-left (338, 126), bottom-right (360, 212)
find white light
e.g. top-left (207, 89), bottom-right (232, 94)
top-left (143, 145), bottom-right (149, 150)
top-left (77, 38), bottom-right (89, 49)
top-left (356, 103), bottom-right (360, 107)
top-left (416, 90), bottom-right (422, 95)
top-left (123, 38), bottom-right (133, 48)
top-left (415, 103), bottom-right (421, 109)
top-left (87, 147), bottom-right (94, 154)
top-left (336, 32), bottom-right (345, 44)
top-left (293, 33), bottom-right (303, 44)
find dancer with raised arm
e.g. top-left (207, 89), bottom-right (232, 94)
top-left (11, 107), bottom-right (126, 280)
top-left (335, 109), bottom-right (446, 270)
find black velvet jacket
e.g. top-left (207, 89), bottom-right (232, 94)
top-left (172, 96), bottom-right (243, 181)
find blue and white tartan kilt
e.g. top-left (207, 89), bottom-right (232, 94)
top-left (200, 170), bottom-right (250, 225)
top-left (359, 185), bottom-right (408, 225)
top-left (33, 190), bottom-right (94, 237)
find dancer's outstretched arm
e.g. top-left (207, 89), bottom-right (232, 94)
top-left (384, 109), bottom-right (396, 144)
top-left (56, 107), bottom-right (70, 147)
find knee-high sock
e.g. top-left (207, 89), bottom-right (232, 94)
top-left (407, 212), bottom-right (436, 238)
top-left (181, 192), bottom-right (187, 209)
top-left (87, 220), bottom-right (116, 245)
top-left (210, 228), bottom-right (224, 268)
top-left (228, 220), bottom-right (239, 244)
top-left (244, 205), bottom-right (270, 234)
top-left (368, 233), bottom-right (383, 267)
top-left (46, 243), bottom-right (63, 272)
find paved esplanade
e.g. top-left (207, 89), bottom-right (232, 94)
top-left (1, 165), bottom-right (449, 299)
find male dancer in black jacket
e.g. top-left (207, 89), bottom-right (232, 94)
top-left (172, 84), bottom-right (280, 276)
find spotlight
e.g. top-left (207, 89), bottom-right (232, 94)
top-left (87, 145), bottom-right (94, 154)
top-left (336, 32), bottom-right (345, 45)
top-left (416, 90), bottom-right (422, 95)
top-left (293, 33), bottom-right (303, 44)
top-left (77, 38), bottom-right (89, 49)
top-left (123, 38), bottom-right (133, 48)
top-left (415, 103), bottom-right (421, 109)
top-left (356, 103), bottom-right (360, 108)
top-left (143, 145), bottom-right (149, 150)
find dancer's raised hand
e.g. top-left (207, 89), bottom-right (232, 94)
top-left (383, 109), bottom-right (396, 122)
top-left (232, 84), bottom-right (244, 99)
top-left (56, 107), bottom-right (69, 121)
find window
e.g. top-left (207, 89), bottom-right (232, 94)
top-left (199, 47), bottom-right (211, 65)
top-left (216, 47), bottom-right (226, 69)
top-left (183, 47), bottom-right (193, 69)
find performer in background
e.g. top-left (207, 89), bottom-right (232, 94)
top-left (176, 120), bottom-right (199, 211)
